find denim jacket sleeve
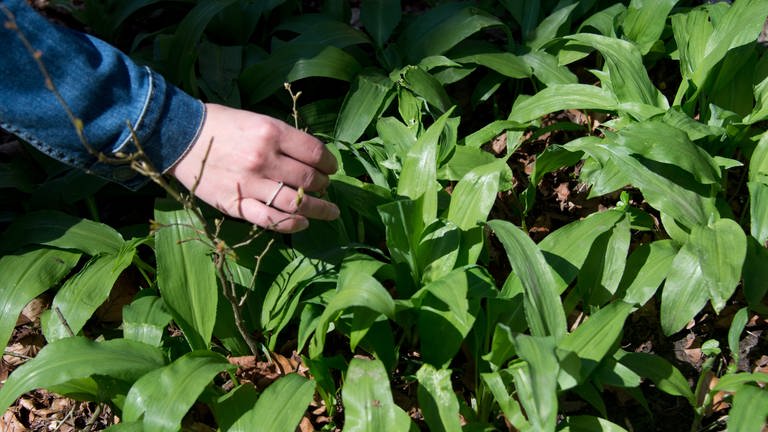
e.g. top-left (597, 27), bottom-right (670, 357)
top-left (0, 0), bottom-right (205, 189)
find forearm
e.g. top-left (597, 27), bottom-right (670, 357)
top-left (0, 0), bottom-right (204, 189)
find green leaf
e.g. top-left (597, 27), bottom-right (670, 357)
top-left (618, 240), bottom-right (678, 306)
top-left (360, 0), bottom-right (401, 47)
top-left (343, 358), bottom-right (413, 432)
top-left (0, 210), bottom-right (125, 255)
top-left (523, 50), bottom-right (578, 86)
top-left (508, 84), bottom-right (618, 123)
top-left (378, 199), bottom-right (424, 280)
top-left (334, 73), bottom-right (394, 145)
top-left (743, 238), bottom-right (768, 313)
top-left (481, 371), bottom-right (529, 430)
top-left (566, 137), bottom-right (717, 228)
top-left (122, 351), bottom-right (235, 431)
top-left (416, 267), bottom-right (493, 367)
top-left (154, 200), bottom-right (217, 350)
top-left (488, 220), bottom-right (567, 341)
top-left (43, 248), bottom-right (135, 341)
top-left (398, 66), bottom-right (452, 114)
top-left (557, 301), bottom-right (634, 389)
top-left (661, 218), bottom-right (746, 334)
top-left (261, 255), bottom-right (330, 349)
top-left (416, 220), bottom-right (460, 284)
top-left (123, 295), bottom-right (173, 347)
top-left (567, 33), bottom-right (661, 107)
top-left (0, 247), bottom-right (80, 349)
top-left (229, 374), bottom-right (316, 432)
top-left (165, 0), bottom-right (238, 90)
top-left (616, 351), bottom-right (694, 404)
top-left (447, 160), bottom-right (505, 231)
top-left (416, 364), bottom-right (462, 432)
top-left (621, 0), bottom-right (679, 55)
top-left (451, 50), bottom-right (531, 80)
top-left (511, 334), bottom-right (559, 431)
top-left (728, 384), bottom-right (768, 432)
top-left (558, 415), bottom-right (629, 432)
top-left (539, 209), bottom-right (626, 294)
top-left (0, 337), bottom-right (166, 414)
top-left (576, 216), bottom-right (631, 307)
top-left (728, 307), bottom-right (749, 365)
top-left (286, 45), bottom-right (363, 83)
top-left (398, 5), bottom-right (504, 64)
top-left (527, 2), bottom-right (579, 50)
top-left (397, 108), bottom-right (455, 223)
top-left (749, 184), bottom-right (768, 245)
top-left (310, 259), bottom-right (394, 358)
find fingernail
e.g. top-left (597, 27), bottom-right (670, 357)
top-left (330, 205), bottom-right (340, 219)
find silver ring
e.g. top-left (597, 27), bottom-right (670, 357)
top-left (265, 181), bottom-right (284, 207)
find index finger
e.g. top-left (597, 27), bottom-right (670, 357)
top-left (280, 127), bottom-right (338, 175)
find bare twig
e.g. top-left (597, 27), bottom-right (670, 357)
top-left (54, 307), bottom-right (75, 337)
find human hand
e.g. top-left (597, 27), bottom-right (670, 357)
top-left (168, 103), bottom-right (340, 233)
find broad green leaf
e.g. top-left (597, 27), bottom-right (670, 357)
top-left (750, 131), bottom-right (768, 183)
top-left (343, 358), bottom-right (413, 432)
top-left (728, 307), bottom-right (749, 365)
top-left (123, 295), bottom-right (173, 347)
top-left (576, 216), bottom-right (631, 307)
top-left (523, 50), bottom-right (578, 86)
top-left (310, 264), bottom-right (395, 358)
top-left (461, 120), bottom-right (526, 148)
top-left (398, 4), bottom-right (503, 64)
top-left (399, 65), bottom-right (452, 113)
top-left (567, 137), bottom-right (716, 228)
top-left (376, 116), bottom-right (416, 159)
top-left (360, 0), bottom-right (401, 47)
top-left (415, 267), bottom-right (492, 367)
top-left (616, 351), bottom-right (694, 404)
top-left (416, 220), bottom-right (460, 284)
top-left (527, 2), bottom-right (579, 50)
top-left (488, 220), bottom-right (567, 341)
top-left (696, 218), bottom-right (746, 311)
top-left (508, 84), bottom-right (618, 123)
top-left (539, 209), bottom-right (626, 294)
top-left (660, 238), bottom-right (711, 335)
top-left (277, 15), bottom-right (370, 47)
top-left (164, 0), bottom-right (238, 91)
top-left (618, 240), bottom-right (678, 306)
top-left (0, 210), bottom-right (124, 255)
top-left (484, 323), bottom-right (517, 370)
top-left (662, 107), bottom-right (724, 141)
top-left (728, 384), bottom-right (768, 432)
top-left (416, 364), bottom-right (461, 432)
top-left (122, 351), bottom-right (234, 431)
top-left (749, 185), bottom-right (768, 244)
top-left (397, 108), bottom-right (455, 224)
top-left (614, 121), bottom-right (721, 185)
top-left (379, 199), bottom-right (424, 280)
top-left (621, 0), bottom-right (679, 55)
top-left (286, 45), bottom-right (362, 83)
top-left (557, 301), bottom-right (634, 389)
top-left (578, 3), bottom-right (626, 37)
top-left (743, 238), bottom-right (768, 313)
top-left (567, 33), bottom-right (660, 106)
top-left (0, 337), bottom-right (165, 414)
top-left (261, 255), bottom-right (330, 349)
top-left (661, 218), bottom-right (745, 334)
top-left (0, 247), bottom-right (80, 349)
top-left (43, 248), bottom-right (135, 341)
top-left (481, 371), bottom-right (530, 430)
top-left (213, 384), bottom-right (260, 432)
top-left (198, 41), bottom-right (242, 106)
top-left (511, 334), bottom-right (559, 431)
top-left (452, 50), bottom-right (531, 80)
top-left (712, 372), bottom-right (768, 392)
top-left (559, 415), bottom-right (629, 432)
top-left (229, 374), bottom-right (316, 432)
top-left (447, 160), bottom-right (505, 230)
top-left (154, 200), bottom-right (217, 350)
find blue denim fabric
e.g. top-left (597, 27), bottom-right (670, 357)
top-left (0, 0), bottom-right (205, 189)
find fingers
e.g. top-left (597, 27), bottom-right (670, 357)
top-left (231, 198), bottom-right (310, 234)
top-left (278, 127), bottom-right (338, 175)
top-left (268, 154), bottom-right (330, 192)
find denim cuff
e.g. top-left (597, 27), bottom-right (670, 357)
top-left (92, 68), bottom-right (206, 190)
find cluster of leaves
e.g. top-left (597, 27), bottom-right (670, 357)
top-left (2, 0), bottom-right (768, 431)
